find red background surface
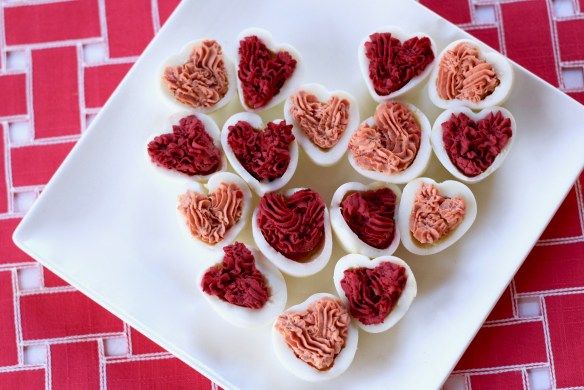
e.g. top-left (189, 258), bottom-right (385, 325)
top-left (0, 0), bottom-right (582, 389)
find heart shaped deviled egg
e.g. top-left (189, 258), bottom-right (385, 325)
top-left (331, 182), bottom-right (401, 258)
top-left (236, 28), bottom-right (303, 112)
top-left (272, 293), bottom-right (358, 381)
top-left (333, 254), bottom-right (417, 333)
top-left (398, 178), bottom-right (477, 255)
top-left (199, 242), bottom-right (287, 327)
top-left (221, 112), bottom-right (298, 196)
top-left (159, 39), bottom-right (237, 113)
top-left (432, 106), bottom-right (516, 183)
top-left (284, 83), bottom-right (360, 166)
top-left (147, 112), bottom-right (226, 182)
top-left (177, 172), bottom-right (251, 249)
top-left (348, 101), bottom-right (432, 184)
top-left (428, 39), bottom-right (513, 110)
top-left (252, 188), bottom-right (332, 277)
top-left (358, 26), bottom-right (436, 101)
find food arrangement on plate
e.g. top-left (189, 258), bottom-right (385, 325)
top-left (147, 26), bottom-right (514, 380)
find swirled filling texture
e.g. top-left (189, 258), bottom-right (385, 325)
top-left (340, 188), bottom-right (396, 249)
top-left (227, 120), bottom-right (294, 182)
top-left (410, 184), bottom-right (465, 244)
top-left (349, 102), bottom-right (421, 174)
top-left (201, 242), bottom-right (269, 309)
top-left (275, 298), bottom-right (349, 370)
top-left (436, 42), bottom-right (499, 102)
top-left (177, 183), bottom-right (243, 245)
top-left (163, 40), bottom-right (229, 108)
top-left (289, 91), bottom-right (350, 149)
top-left (238, 35), bottom-right (297, 109)
top-left (257, 189), bottom-right (325, 261)
top-left (340, 262), bottom-right (407, 325)
top-left (148, 115), bottom-right (222, 176)
top-left (365, 32), bottom-right (434, 96)
top-left (442, 111), bottom-right (512, 177)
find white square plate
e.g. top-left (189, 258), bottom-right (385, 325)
top-left (13, 0), bottom-right (584, 389)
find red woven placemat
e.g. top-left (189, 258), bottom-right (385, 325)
top-left (0, 1), bottom-right (582, 389)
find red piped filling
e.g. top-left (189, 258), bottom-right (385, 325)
top-left (238, 35), bottom-right (297, 109)
top-left (442, 111), bottom-right (512, 177)
top-left (147, 115), bottom-right (221, 176)
top-left (201, 242), bottom-right (270, 309)
top-left (227, 120), bottom-right (294, 182)
top-left (257, 189), bottom-right (325, 261)
top-left (340, 188), bottom-right (397, 249)
top-left (341, 262), bottom-right (407, 325)
top-left (365, 33), bottom-right (434, 96)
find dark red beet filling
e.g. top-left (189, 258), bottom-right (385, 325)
top-left (227, 120), bottom-right (294, 182)
top-left (238, 35), bottom-right (297, 109)
top-left (257, 189), bottom-right (325, 261)
top-left (201, 242), bottom-right (270, 309)
top-left (365, 33), bottom-right (434, 96)
top-left (341, 262), bottom-right (407, 325)
top-left (147, 115), bottom-right (221, 176)
top-left (442, 111), bottom-right (513, 177)
top-left (340, 188), bottom-right (396, 249)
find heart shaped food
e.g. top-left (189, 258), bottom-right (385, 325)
top-left (398, 178), bottom-right (477, 255)
top-left (147, 113), bottom-right (225, 181)
top-left (331, 182), bottom-right (401, 258)
top-left (252, 188), bottom-right (332, 277)
top-left (283, 83), bottom-right (360, 166)
top-left (333, 254), bottom-right (417, 333)
top-left (428, 39), bottom-right (513, 110)
top-left (348, 101), bottom-right (432, 184)
top-left (221, 112), bottom-right (298, 196)
top-left (160, 39), bottom-right (236, 113)
top-left (432, 106), bottom-right (516, 183)
top-left (272, 293), bottom-right (358, 381)
top-left (236, 28), bottom-right (302, 112)
top-left (177, 172), bottom-right (251, 249)
top-left (358, 26), bottom-right (435, 101)
top-left (199, 242), bottom-right (287, 327)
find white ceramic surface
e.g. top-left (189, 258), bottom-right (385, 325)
top-left (12, 0), bottom-right (584, 389)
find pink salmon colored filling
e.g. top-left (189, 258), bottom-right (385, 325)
top-left (410, 183), bottom-right (466, 245)
top-left (289, 91), bottom-right (350, 149)
top-left (177, 182), bottom-right (243, 245)
top-left (275, 297), bottom-right (349, 370)
top-left (436, 42), bottom-right (499, 103)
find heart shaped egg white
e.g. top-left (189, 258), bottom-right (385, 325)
top-left (283, 83), bottom-right (360, 166)
top-left (176, 172), bottom-right (251, 250)
top-left (221, 112), bottom-right (299, 196)
top-left (146, 112), bottom-right (226, 182)
top-left (330, 182), bottom-right (401, 258)
top-left (428, 39), bottom-right (513, 110)
top-left (159, 39), bottom-right (237, 113)
top-left (432, 106), bottom-right (517, 183)
top-left (199, 245), bottom-right (287, 327)
top-left (347, 101), bottom-right (432, 184)
top-left (252, 188), bottom-right (333, 277)
top-left (272, 293), bottom-right (358, 381)
top-left (235, 28), bottom-right (303, 112)
top-left (358, 26), bottom-right (436, 102)
top-left (333, 254), bottom-right (417, 333)
top-left (398, 177), bottom-right (477, 255)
